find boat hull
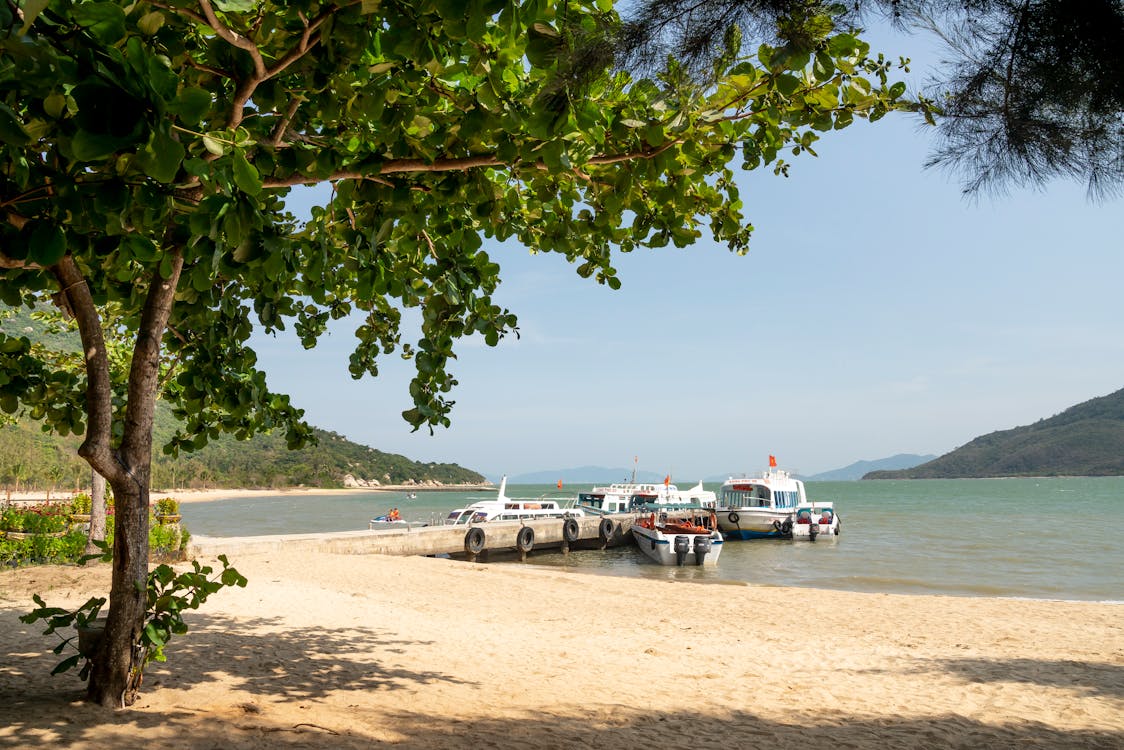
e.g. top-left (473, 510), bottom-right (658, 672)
top-left (630, 525), bottom-right (723, 566)
top-left (716, 508), bottom-right (792, 538)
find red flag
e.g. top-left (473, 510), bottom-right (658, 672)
top-left (663, 474), bottom-right (670, 487)
top-left (557, 479), bottom-right (563, 489)
top-left (769, 455), bottom-right (777, 468)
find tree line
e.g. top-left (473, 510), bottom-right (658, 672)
top-left (1, 417), bottom-right (482, 495)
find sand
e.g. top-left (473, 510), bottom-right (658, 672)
top-left (1, 549), bottom-right (1122, 749)
top-left (2, 486), bottom-right (489, 506)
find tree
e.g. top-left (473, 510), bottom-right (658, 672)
top-left (0, 0), bottom-right (918, 707)
top-left (611, 0), bottom-right (1124, 197)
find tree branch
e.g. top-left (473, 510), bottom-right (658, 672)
top-left (118, 250), bottom-right (184, 485)
top-left (260, 143), bottom-right (685, 188)
top-left (49, 256), bottom-right (124, 485)
top-left (197, 0), bottom-right (267, 79)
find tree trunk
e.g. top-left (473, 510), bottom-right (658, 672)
top-left (86, 477), bottom-right (149, 706)
top-left (52, 251), bottom-right (184, 708)
top-left (85, 470), bottom-right (108, 557)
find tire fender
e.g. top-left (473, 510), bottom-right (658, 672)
top-left (516, 526), bottom-right (534, 552)
top-left (465, 527), bottom-right (485, 554)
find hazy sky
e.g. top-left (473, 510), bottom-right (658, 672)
top-left (259, 21), bottom-right (1124, 480)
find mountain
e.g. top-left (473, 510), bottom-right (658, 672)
top-left (500, 466), bottom-right (668, 484)
top-left (863, 388), bottom-right (1124, 479)
top-left (805, 454), bottom-right (937, 481)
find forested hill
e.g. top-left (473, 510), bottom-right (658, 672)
top-left (2, 415), bottom-right (486, 492)
top-left (0, 308), bottom-right (483, 491)
top-left (0, 415), bottom-right (485, 492)
top-left (864, 388), bottom-right (1124, 479)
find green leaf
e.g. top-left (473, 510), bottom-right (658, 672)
top-left (0, 103), bottom-right (29, 146)
top-left (43, 93), bottom-right (67, 119)
top-left (774, 74), bottom-right (801, 97)
top-left (137, 10), bottom-right (165, 35)
top-left (526, 23), bottom-right (563, 68)
top-left (202, 135), bottom-right (225, 156)
top-left (167, 88), bottom-right (213, 126)
top-left (232, 151), bottom-right (262, 195)
top-left (70, 130), bottom-right (126, 161)
top-left (29, 222), bottom-right (66, 266)
top-left (135, 128), bottom-right (185, 183)
top-left (50, 654), bottom-right (82, 676)
top-left (143, 621), bottom-right (166, 648)
top-left (213, 0), bottom-right (256, 11)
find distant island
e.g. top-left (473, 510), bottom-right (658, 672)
top-left (864, 387), bottom-right (1124, 479)
top-left (804, 454), bottom-right (937, 481)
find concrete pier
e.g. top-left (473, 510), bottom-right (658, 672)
top-left (188, 514), bottom-right (632, 560)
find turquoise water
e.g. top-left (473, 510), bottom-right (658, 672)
top-left (179, 477), bottom-right (1124, 602)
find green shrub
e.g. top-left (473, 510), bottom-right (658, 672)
top-left (0, 530), bottom-right (87, 568)
top-left (0, 504), bottom-right (69, 533)
top-left (153, 497), bottom-right (180, 516)
top-left (70, 493), bottom-right (92, 515)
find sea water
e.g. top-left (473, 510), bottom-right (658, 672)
top-left (178, 477), bottom-right (1124, 602)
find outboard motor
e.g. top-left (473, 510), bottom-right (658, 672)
top-left (809, 523), bottom-right (819, 542)
top-left (673, 535), bottom-right (691, 566)
top-left (693, 535), bottom-right (712, 565)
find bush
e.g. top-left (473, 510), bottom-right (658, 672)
top-left (70, 493), bottom-right (92, 515)
top-left (1, 506), bottom-right (190, 568)
top-left (153, 497), bottom-right (180, 516)
top-left (0, 530), bottom-right (87, 568)
top-left (0, 504), bottom-right (69, 533)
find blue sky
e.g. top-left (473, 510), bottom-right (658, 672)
top-left (258, 22), bottom-right (1124, 481)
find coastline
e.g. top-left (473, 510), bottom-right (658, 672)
top-left (1, 550), bottom-right (1121, 749)
top-left (1, 484), bottom-right (494, 506)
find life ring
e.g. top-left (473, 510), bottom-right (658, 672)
top-left (464, 527), bottom-right (485, 554)
top-left (516, 526), bottom-right (535, 552)
top-left (562, 518), bottom-right (580, 543)
top-left (598, 518), bottom-right (614, 541)
top-left (728, 511), bottom-right (740, 525)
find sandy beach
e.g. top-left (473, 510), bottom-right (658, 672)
top-left (1, 548), bottom-right (1121, 750)
top-left (2, 485), bottom-right (491, 506)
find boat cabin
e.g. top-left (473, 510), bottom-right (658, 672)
top-left (446, 499), bottom-right (584, 525)
top-left (719, 478), bottom-right (805, 510)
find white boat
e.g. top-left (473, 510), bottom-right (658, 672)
top-left (790, 503), bottom-right (841, 541)
top-left (630, 507), bottom-right (724, 566)
top-left (445, 476), bottom-right (585, 525)
top-left (716, 461), bottom-right (810, 539)
top-left (716, 459), bottom-right (841, 541)
top-left (367, 512), bottom-right (426, 530)
top-left (577, 480), bottom-right (717, 515)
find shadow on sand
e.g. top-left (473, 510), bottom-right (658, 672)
top-left (2, 608), bottom-right (1121, 750)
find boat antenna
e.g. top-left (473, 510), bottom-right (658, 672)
top-left (631, 455), bottom-right (638, 484)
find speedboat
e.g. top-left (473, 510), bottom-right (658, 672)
top-left (630, 507), bottom-right (723, 566)
top-left (445, 476), bottom-right (584, 525)
top-left (716, 459), bottom-right (814, 539)
top-left (790, 503), bottom-right (841, 541)
top-left (368, 512), bottom-right (426, 530)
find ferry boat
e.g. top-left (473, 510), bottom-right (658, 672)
top-left (445, 476), bottom-right (584, 525)
top-left (630, 506), bottom-right (723, 566)
top-left (716, 457), bottom-right (837, 540)
top-left (576, 479), bottom-right (717, 515)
